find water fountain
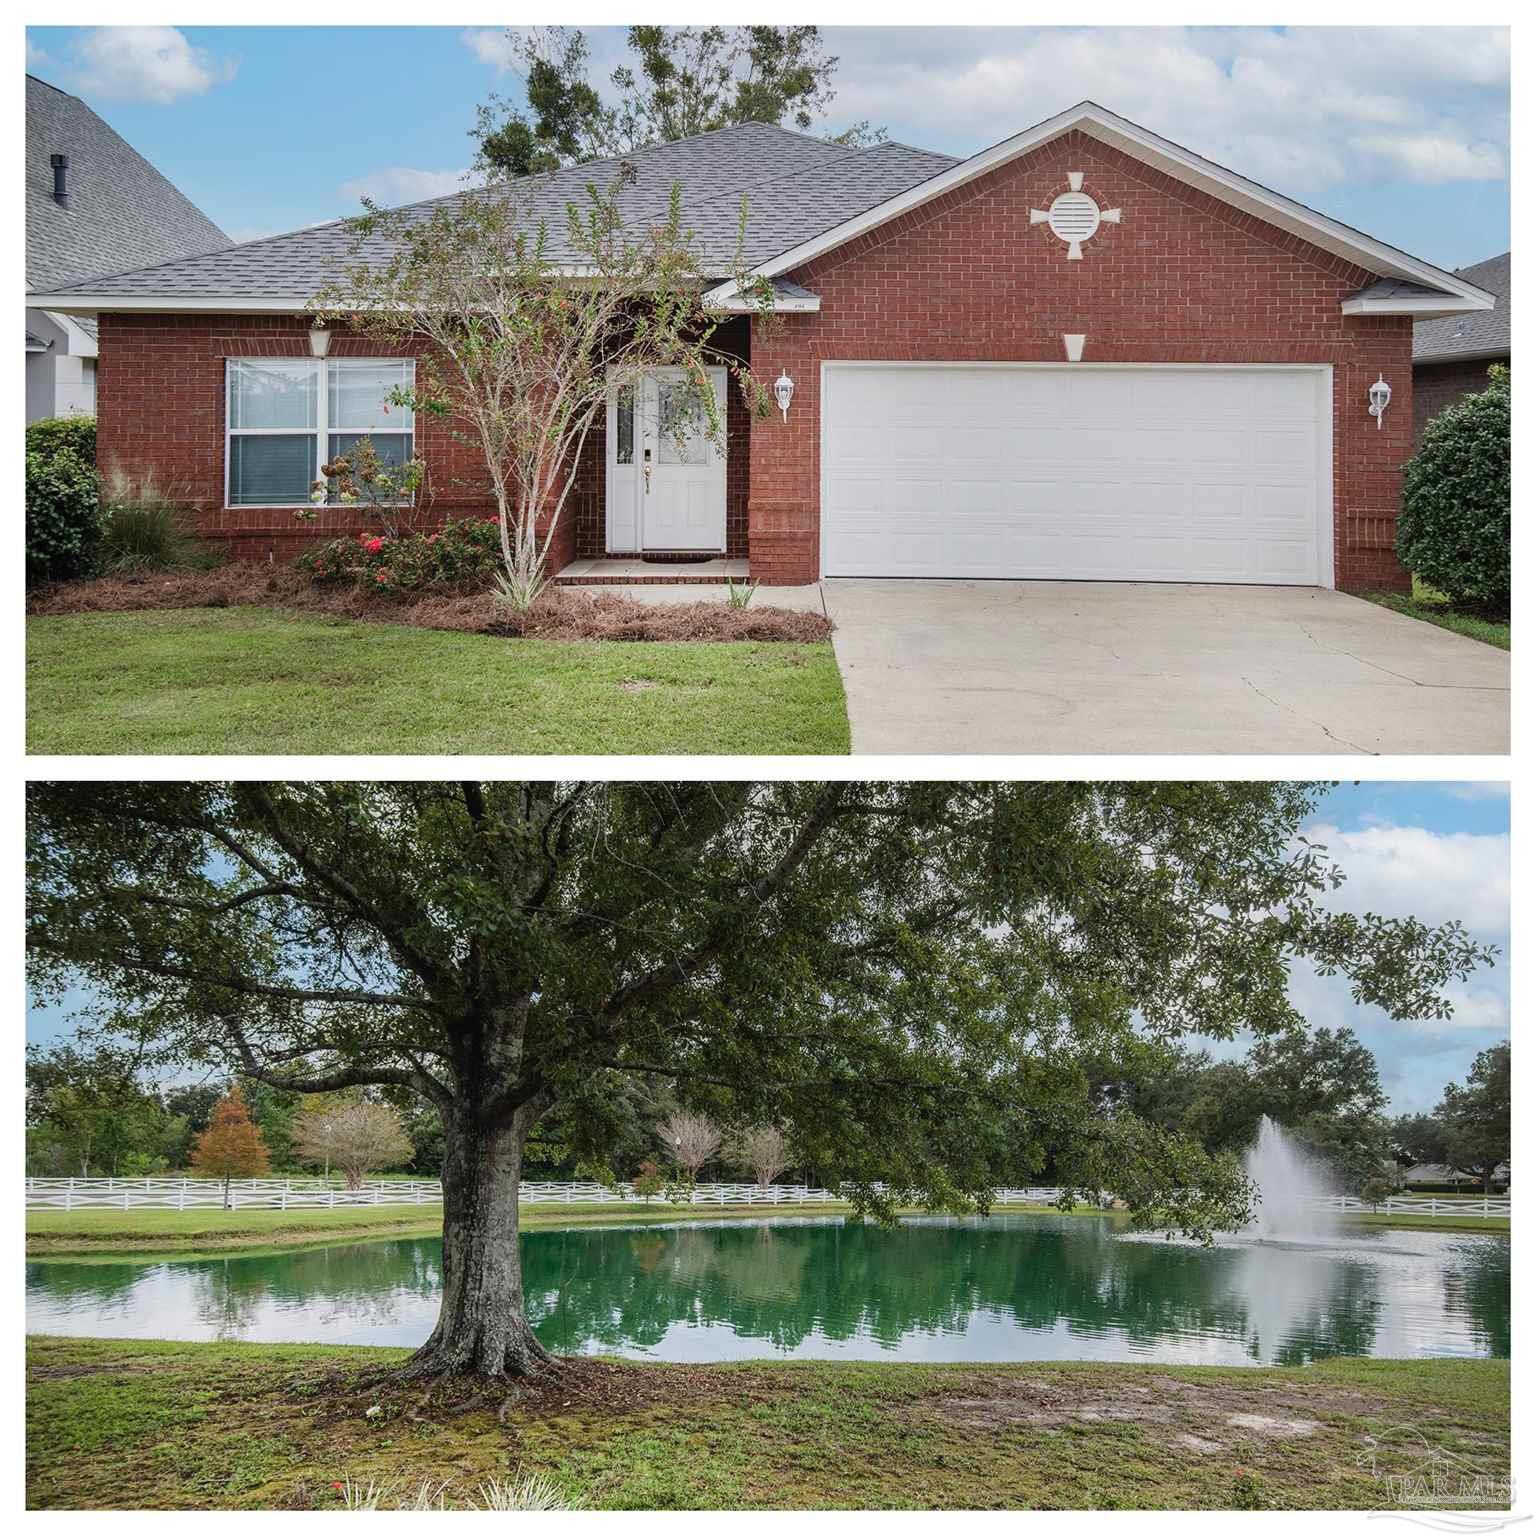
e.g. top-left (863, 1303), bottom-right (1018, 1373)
top-left (1241, 1115), bottom-right (1340, 1243)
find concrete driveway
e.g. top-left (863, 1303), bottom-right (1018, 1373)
top-left (819, 581), bottom-right (1509, 755)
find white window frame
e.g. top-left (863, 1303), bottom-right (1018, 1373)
top-left (224, 357), bottom-right (416, 510)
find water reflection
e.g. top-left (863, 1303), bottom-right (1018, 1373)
top-left (25, 1215), bottom-right (1508, 1367)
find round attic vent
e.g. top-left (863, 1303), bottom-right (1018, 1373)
top-left (1047, 191), bottom-right (1101, 246)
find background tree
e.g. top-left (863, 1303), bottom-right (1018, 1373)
top-left (26, 1042), bottom-right (166, 1177)
top-left (313, 173), bottom-right (772, 610)
top-left (659, 1111), bottom-right (722, 1181)
top-left (1436, 1042), bottom-right (1510, 1192)
top-left (292, 1095), bottom-right (415, 1189)
top-left (27, 781), bottom-right (1491, 1382)
top-left (189, 1087), bottom-right (271, 1207)
top-left (733, 1124), bottom-right (791, 1188)
top-left (473, 25), bottom-right (879, 176)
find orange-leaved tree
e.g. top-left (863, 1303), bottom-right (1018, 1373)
top-left (189, 1085), bottom-right (271, 1208)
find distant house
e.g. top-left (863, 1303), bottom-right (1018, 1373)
top-left (1397, 1163), bottom-right (1509, 1191)
top-left (1412, 250), bottom-right (1510, 445)
top-left (26, 73), bottom-right (230, 423)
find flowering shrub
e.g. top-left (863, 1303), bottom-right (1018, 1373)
top-left (296, 517), bottom-right (502, 594)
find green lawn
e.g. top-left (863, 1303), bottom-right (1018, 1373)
top-left (24, 1337), bottom-right (1509, 1510)
top-left (1363, 577), bottom-right (1509, 650)
top-left (26, 607), bottom-right (850, 754)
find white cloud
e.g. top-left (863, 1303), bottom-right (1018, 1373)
top-left (463, 27), bottom-right (520, 73)
top-left (69, 26), bottom-right (235, 105)
top-left (1442, 783), bottom-right (1510, 803)
top-left (338, 167), bottom-right (482, 208)
top-left (818, 26), bottom-right (1508, 190)
top-left (27, 37), bottom-right (51, 71)
top-left (1301, 821), bottom-right (1509, 938)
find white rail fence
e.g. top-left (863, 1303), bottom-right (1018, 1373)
top-left (25, 1177), bottom-right (1069, 1213)
top-left (1318, 1194), bottom-right (1510, 1217)
top-left (24, 1178), bottom-right (1510, 1217)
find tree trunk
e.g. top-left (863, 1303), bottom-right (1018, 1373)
top-left (397, 1103), bottom-right (552, 1380)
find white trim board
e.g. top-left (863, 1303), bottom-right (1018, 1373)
top-left (709, 101), bottom-right (1493, 317)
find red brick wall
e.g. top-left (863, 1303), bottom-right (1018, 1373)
top-left (95, 313), bottom-right (575, 569)
top-left (748, 129), bottom-right (1415, 591)
top-left (96, 311), bottom-right (752, 571)
top-left (1412, 356), bottom-right (1507, 446)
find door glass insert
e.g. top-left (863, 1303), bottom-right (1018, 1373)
top-left (657, 378), bottom-right (711, 465)
top-left (614, 384), bottom-right (635, 465)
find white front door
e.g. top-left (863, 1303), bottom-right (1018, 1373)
top-left (820, 363), bottom-right (1332, 585)
top-left (605, 367), bottom-right (728, 553)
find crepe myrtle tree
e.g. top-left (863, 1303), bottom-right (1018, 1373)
top-left (26, 781), bottom-right (1492, 1382)
top-left (310, 171), bottom-right (775, 611)
top-left (658, 1110), bottom-right (721, 1180)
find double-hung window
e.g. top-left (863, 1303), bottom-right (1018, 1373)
top-left (225, 357), bottom-right (415, 506)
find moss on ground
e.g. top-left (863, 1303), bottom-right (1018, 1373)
top-left (25, 1338), bottom-right (1509, 1511)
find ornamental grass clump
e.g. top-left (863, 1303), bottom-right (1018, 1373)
top-left (97, 467), bottom-right (219, 575)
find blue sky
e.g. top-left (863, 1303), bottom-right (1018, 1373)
top-left (26, 782), bottom-right (1510, 1116)
top-left (25, 25), bottom-right (1509, 269)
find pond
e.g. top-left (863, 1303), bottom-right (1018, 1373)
top-left (26, 1214), bottom-right (1509, 1367)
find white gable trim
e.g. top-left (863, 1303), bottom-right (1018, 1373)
top-left (706, 101), bottom-right (1495, 317)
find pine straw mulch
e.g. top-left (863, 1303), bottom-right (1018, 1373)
top-left (26, 566), bottom-right (833, 644)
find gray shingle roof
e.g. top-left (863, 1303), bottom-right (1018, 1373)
top-left (26, 74), bottom-right (231, 292)
top-left (38, 121), bottom-right (956, 301)
top-left (1414, 251), bottom-right (1510, 363)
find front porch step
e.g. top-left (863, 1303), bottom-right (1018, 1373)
top-left (556, 557), bottom-right (750, 586)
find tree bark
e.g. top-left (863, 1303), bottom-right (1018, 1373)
top-left (397, 1102), bottom-right (553, 1380)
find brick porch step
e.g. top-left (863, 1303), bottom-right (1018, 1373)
top-left (556, 557), bottom-right (750, 586)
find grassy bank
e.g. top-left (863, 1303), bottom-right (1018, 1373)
top-left (26, 608), bottom-right (850, 755)
top-left (24, 1201), bottom-right (859, 1259)
top-left (26, 1199), bottom-right (1507, 1260)
top-left (25, 1337), bottom-right (1508, 1511)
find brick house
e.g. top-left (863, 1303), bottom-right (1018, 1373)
top-left (31, 101), bottom-right (1495, 590)
top-left (1412, 250), bottom-right (1509, 446)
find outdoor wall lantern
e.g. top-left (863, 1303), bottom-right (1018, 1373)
top-left (308, 321), bottom-right (332, 359)
top-left (1367, 374), bottom-right (1392, 429)
top-left (773, 369), bottom-right (795, 422)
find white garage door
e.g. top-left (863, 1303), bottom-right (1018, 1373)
top-left (820, 364), bottom-right (1331, 585)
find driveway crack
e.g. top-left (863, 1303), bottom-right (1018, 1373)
top-left (1241, 677), bottom-right (1376, 755)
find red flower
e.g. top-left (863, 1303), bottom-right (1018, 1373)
top-left (365, 537), bottom-right (385, 555)
top-left (375, 568), bottom-right (392, 583)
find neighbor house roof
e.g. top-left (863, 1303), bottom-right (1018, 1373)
top-left (1413, 251), bottom-right (1510, 364)
top-left (29, 102), bottom-right (1492, 323)
top-left (26, 74), bottom-right (232, 293)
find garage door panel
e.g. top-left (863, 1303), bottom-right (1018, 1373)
top-left (822, 365), bottom-right (1327, 584)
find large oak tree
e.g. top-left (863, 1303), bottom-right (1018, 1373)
top-left (27, 781), bottom-right (1489, 1380)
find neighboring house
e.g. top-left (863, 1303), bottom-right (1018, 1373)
top-left (31, 100), bottom-right (1495, 588)
top-left (1397, 1163), bottom-right (1509, 1191)
top-left (26, 73), bottom-right (230, 424)
top-left (1412, 249), bottom-right (1509, 445)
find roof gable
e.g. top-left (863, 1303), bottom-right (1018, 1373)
top-left (707, 101), bottom-right (1495, 319)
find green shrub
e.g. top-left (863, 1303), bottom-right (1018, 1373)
top-left (97, 468), bottom-right (218, 574)
top-left (296, 517), bottom-right (502, 593)
top-left (25, 415), bottom-right (100, 585)
top-left (1397, 364), bottom-right (1510, 613)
